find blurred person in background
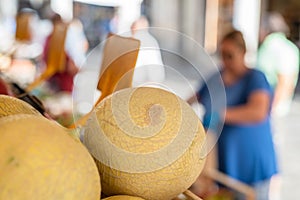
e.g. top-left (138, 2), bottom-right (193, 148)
top-left (130, 16), bottom-right (165, 86)
top-left (43, 14), bottom-right (88, 93)
top-left (257, 12), bottom-right (300, 117)
top-left (41, 14), bottom-right (89, 126)
top-left (257, 12), bottom-right (300, 200)
top-left (65, 18), bottom-right (89, 68)
top-left (187, 30), bottom-right (277, 200)
top-left (43, 14), bottom-right (74, 92)
top-left (14, 8), bottom-right (51, 55)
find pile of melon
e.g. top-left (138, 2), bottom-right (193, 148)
top-left (0, 87), bottom-right (206, 200)
top-left (0, 95), bottom-right (100, 199)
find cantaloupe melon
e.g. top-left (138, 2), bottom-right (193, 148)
top-left (0, 114), bottom-right (101, 200)
top-left (0, 95), bottom-right (81, 140)
top-left (102, 195), bottom-right (145, 200)
top-left (0, 95), bottom-right (40, 117)
top-left (84, 87), bottom-right (206, 200)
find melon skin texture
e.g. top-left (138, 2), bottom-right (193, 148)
top-left (84, 87), bottom-right (206, 200)
top-left (0, 95), bottom-right (80, 140)
top-left (0, 114), bottom-right (101, 200)
top-left (0, 95), bottom-right (40, 117)
top-left (103, 195), bottom-right (145, 200)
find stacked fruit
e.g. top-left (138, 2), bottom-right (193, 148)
top-left (0, 95), bottom-right (101, 200)
top-left (0, 87), bottom-right (206, 200)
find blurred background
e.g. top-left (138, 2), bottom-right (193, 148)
top-left (1, 0), bottom-right (300, 62)
top-left (0, 0), bottom-right (300, 199)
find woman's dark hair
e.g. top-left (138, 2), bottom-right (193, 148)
top-left (221, 30), bottom-right (246, 53)
top-left (51, 13), bottom-right (62, 24)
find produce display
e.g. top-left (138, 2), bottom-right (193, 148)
top-left (0, 114), bottom-right (101, 200)
top-left (84, 87), bottom-right (206, 200)
top-left (0, 12), bottom-right (211, 200)
top-left (0, 86), bottom-right (206, 200)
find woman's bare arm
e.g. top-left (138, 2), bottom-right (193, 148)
top-left (225, 90), bottom-right (270, 124)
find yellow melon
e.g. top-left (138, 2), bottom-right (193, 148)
top-left (0, 114), bottom-right (101, 200)
top-left (0, 95), bottom-right (40, 117)
top-left (84, 87), bottom-right (206, 200)
top-left (102, 195), bottom-right (145, 200)
top-left (0, 95), bottom-right (81, 140)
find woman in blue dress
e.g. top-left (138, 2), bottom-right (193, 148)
top-left (188, 30), bottom-right (277, 200)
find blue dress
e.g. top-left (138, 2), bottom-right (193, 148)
top-left (198, 69), bottom-right (278, 184)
